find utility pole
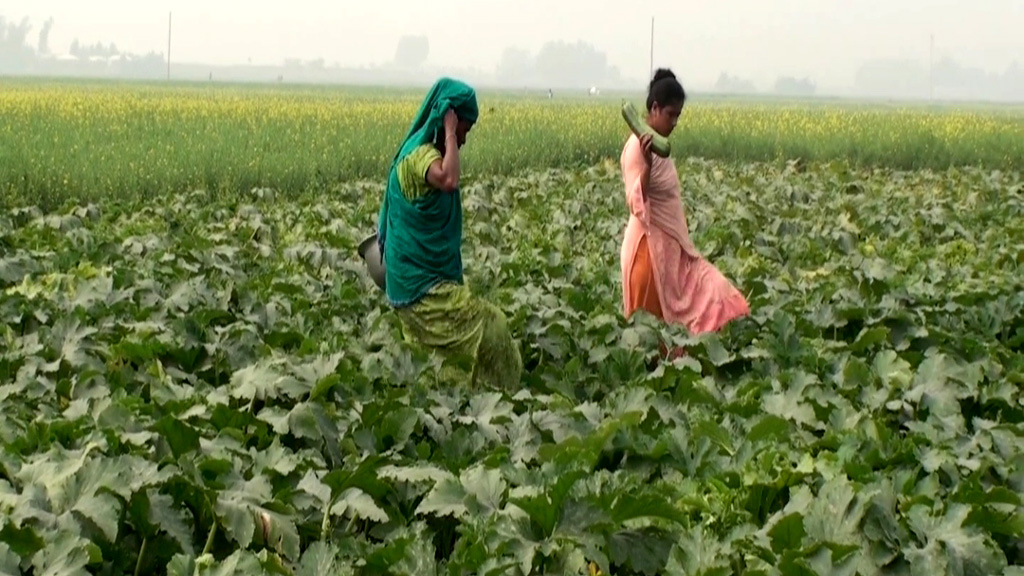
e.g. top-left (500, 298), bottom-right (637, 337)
top-left (649, 16), bottom-right (654, 80)
top-left (929, 33), bottom-right (934, 101)
top-left (167, 12), bottom-right (172, 81)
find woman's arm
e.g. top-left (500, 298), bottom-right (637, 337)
top-left (623, 134), bottom-right (654, 223)
top-left (426, 110), bottom-right (461, 192)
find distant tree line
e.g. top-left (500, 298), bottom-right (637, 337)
top-left (855, 57), bottom-right (1024, 101)
top-left (712, 71), bottom-right (818, 97)
top-left (496, 41), bottom-right (626, 90)
top-left (379, 35), bottom-right (630, 91)
top-left (0, 15), bottom-right (165, 77)
top-left (714, 58), bottom-right (1023, 102)
top-left (5, 13), bottom-right (1021, 102)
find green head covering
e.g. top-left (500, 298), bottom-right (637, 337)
top-left (377, 77), bottom-right (479, 307)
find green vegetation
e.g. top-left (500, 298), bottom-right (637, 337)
top-left (1, 79), bottom-right (1023, 208)
top-left (1, 77), bottom-right (1022, 574)
top-left (1, 154), bottom-right (1022, 573)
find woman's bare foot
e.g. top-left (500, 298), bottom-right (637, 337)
top-left (666, 346), bottom-right (687, 360)
top-left (649, 342), bottom-right (687, 370)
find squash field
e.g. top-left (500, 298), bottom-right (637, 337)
top-left (0, 81), bottom-right (1022, 575)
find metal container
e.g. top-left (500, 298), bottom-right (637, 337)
top-left (357, 233), bottom-right (386, 291)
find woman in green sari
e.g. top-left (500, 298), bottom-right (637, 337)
top-left (376, 77), bottom-right (522, 390)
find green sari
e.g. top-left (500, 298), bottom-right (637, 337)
top-left (376, 78), bottom-right (522, 390)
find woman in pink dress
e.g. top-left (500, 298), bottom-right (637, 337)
top-left (620, 68), bottom-right (750, 359)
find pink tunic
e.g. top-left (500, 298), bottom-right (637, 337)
top-left (619, 134), bottom-right (750, 335)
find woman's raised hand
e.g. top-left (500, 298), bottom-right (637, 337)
top-left (639, 133), bottom-right (654, 166)
top-left (443, 108), bottom-right (458, 138)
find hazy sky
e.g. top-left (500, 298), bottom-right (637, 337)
top-left (9, 0), bottom-right (1023, 89)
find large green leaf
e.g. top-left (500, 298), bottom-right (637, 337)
top-left (29, 530), bottom-right (101, 576)
top-left (296, 542), bottom-right (353, 576)
top-left (2, 154), bottom-right (1022, 575)
top-left (0, 543), bottom-right (21, 576)
top-left (904, 504), bottom-right (1008, 576)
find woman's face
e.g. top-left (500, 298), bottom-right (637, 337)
top-left (436, 120), bottom-right (474, 151)
top-left (648, 101), bottom-right (683, 137)
top-left (454, 120), bottom-right (473, 148)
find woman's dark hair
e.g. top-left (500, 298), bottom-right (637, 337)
top-left (646, 68), bottom-right (686, 111)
